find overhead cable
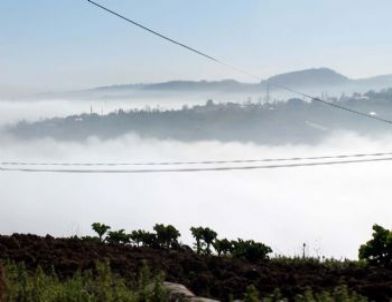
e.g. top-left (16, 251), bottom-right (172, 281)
top-left (3, 151), bottom-right (392, 167)
top-left (1, 156), bottom-right (392, 173)
top-left (86, 0), bottom-right (392, 126)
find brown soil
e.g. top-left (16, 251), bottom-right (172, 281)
top-left (0, 234), bottom-right (391, 301)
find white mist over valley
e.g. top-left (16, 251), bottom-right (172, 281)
top-left (1, 86), bottom-right (392, 259)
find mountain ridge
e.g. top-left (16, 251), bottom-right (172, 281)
top-left (90, 67), bottom-right (392, 92)
top-left (27, 68), bottom-right (392, 100)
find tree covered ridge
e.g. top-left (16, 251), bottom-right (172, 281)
top-left (11, 88), bottom-right (392, 144)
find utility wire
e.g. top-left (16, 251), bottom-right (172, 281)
top-left (86, 0), bottom-right (219, 63)
top-left (1, 156), bottom-right (392, 173)
top-left (3, 151), bottom-right (392, 167)
top-left (275, 85), bottom-right (392, 125)
top-left (86, 0), bottom-right (392, 126)
top-left (3, 1), bottom-right (387, 174)
top-left (86, 0), bottom-right (260, 80)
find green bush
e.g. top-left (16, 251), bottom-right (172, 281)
top-left (239, 285), bottom-right (367, 302)
top-left (293, 285), bottom-right (367, 302)
top-left (2, 261), bottom-right (168, 302)
top-left (231, 239), bottom-right (272, 262)
top-left (243, 284), bottom-right (260, 302)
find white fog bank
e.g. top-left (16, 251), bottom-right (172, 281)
top-left (1, 132), bottom-right (391, 259)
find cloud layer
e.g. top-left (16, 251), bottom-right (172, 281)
top-left (1, 129), bottom-right (392, 259)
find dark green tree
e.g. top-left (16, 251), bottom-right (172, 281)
top-left (153, 224), bottom-right (181, 248)
top-left (130, 230), bottom-right (158, 248)
top-left (213, 238), bottom-right (233, 256)
top-left (232, 239), bottom-right (272, 262)
top-left (202, 227), bottom-right (218, 255)
top-left (130, 230), bottom-right (145, 247)
top-left (106, 229), bottom-right (130, 245)
top-left (91, 223), bottom-right (111, 242)
top-left (359, 224), bottom-right (392, 267)
top-left (141, 232), bottom-right (158, 248)
top-left (190, 227), bottom-right (205, 254)
top-left (190, 226), bottom-right (217, 255)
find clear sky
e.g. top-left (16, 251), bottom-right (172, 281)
top-left (1, 0), bottom-right (392, 93)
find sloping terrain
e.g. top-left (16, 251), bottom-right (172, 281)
top-left (0, 234), bottom-right (391, 301)
top-left (10, 92), bottom-right (392, 144)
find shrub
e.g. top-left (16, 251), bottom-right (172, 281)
top-left (231, 239), bottom-right (272, 262)
top-left (2, 260), bottom-right (168, 302)
top-left (243, 284), bottom-right (260, 302)
top-left (294, 285), bottom-right (368, 302)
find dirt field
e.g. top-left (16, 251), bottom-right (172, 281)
top-left (0, 234), bottom-right (391, 301)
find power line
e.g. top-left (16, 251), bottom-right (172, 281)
top-left (86, 0), bottom-right (260, 80)
top-left (86, 0), bottom-right (392, 126)
top-left (86, 1), bottom-right (219, 63)
top-left (274, 85), bottom-right (392, 125)
top-left (1, 156), bottom-right (392, 173)
top-left (3, 151), bottom-right (392, 167)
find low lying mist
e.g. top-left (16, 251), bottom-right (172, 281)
top-left (1, 129), bottom-right (391, 259)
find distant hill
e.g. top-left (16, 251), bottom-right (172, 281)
top-left (89, 68), bottom-right (392, 94)
top-left (93, 68), bottom-right (350, 92)
top-left (11, 89), bottom-right (392, 145)
top-left (264, 68), bottom-right (350, 88)
top-left (142, 79), bottom-right (247, 91)
top-left (32, 68), bottom-right (392, 100)
top-left (93, 79), bottom-right (250, 92)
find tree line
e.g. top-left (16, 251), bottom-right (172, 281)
top-left (91, 223), bottom-right (272, 262)
top-left (91, 222), bottom-right (392, 268)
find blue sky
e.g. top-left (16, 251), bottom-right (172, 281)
top-left (1, 0), bottom-right (392, 92)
